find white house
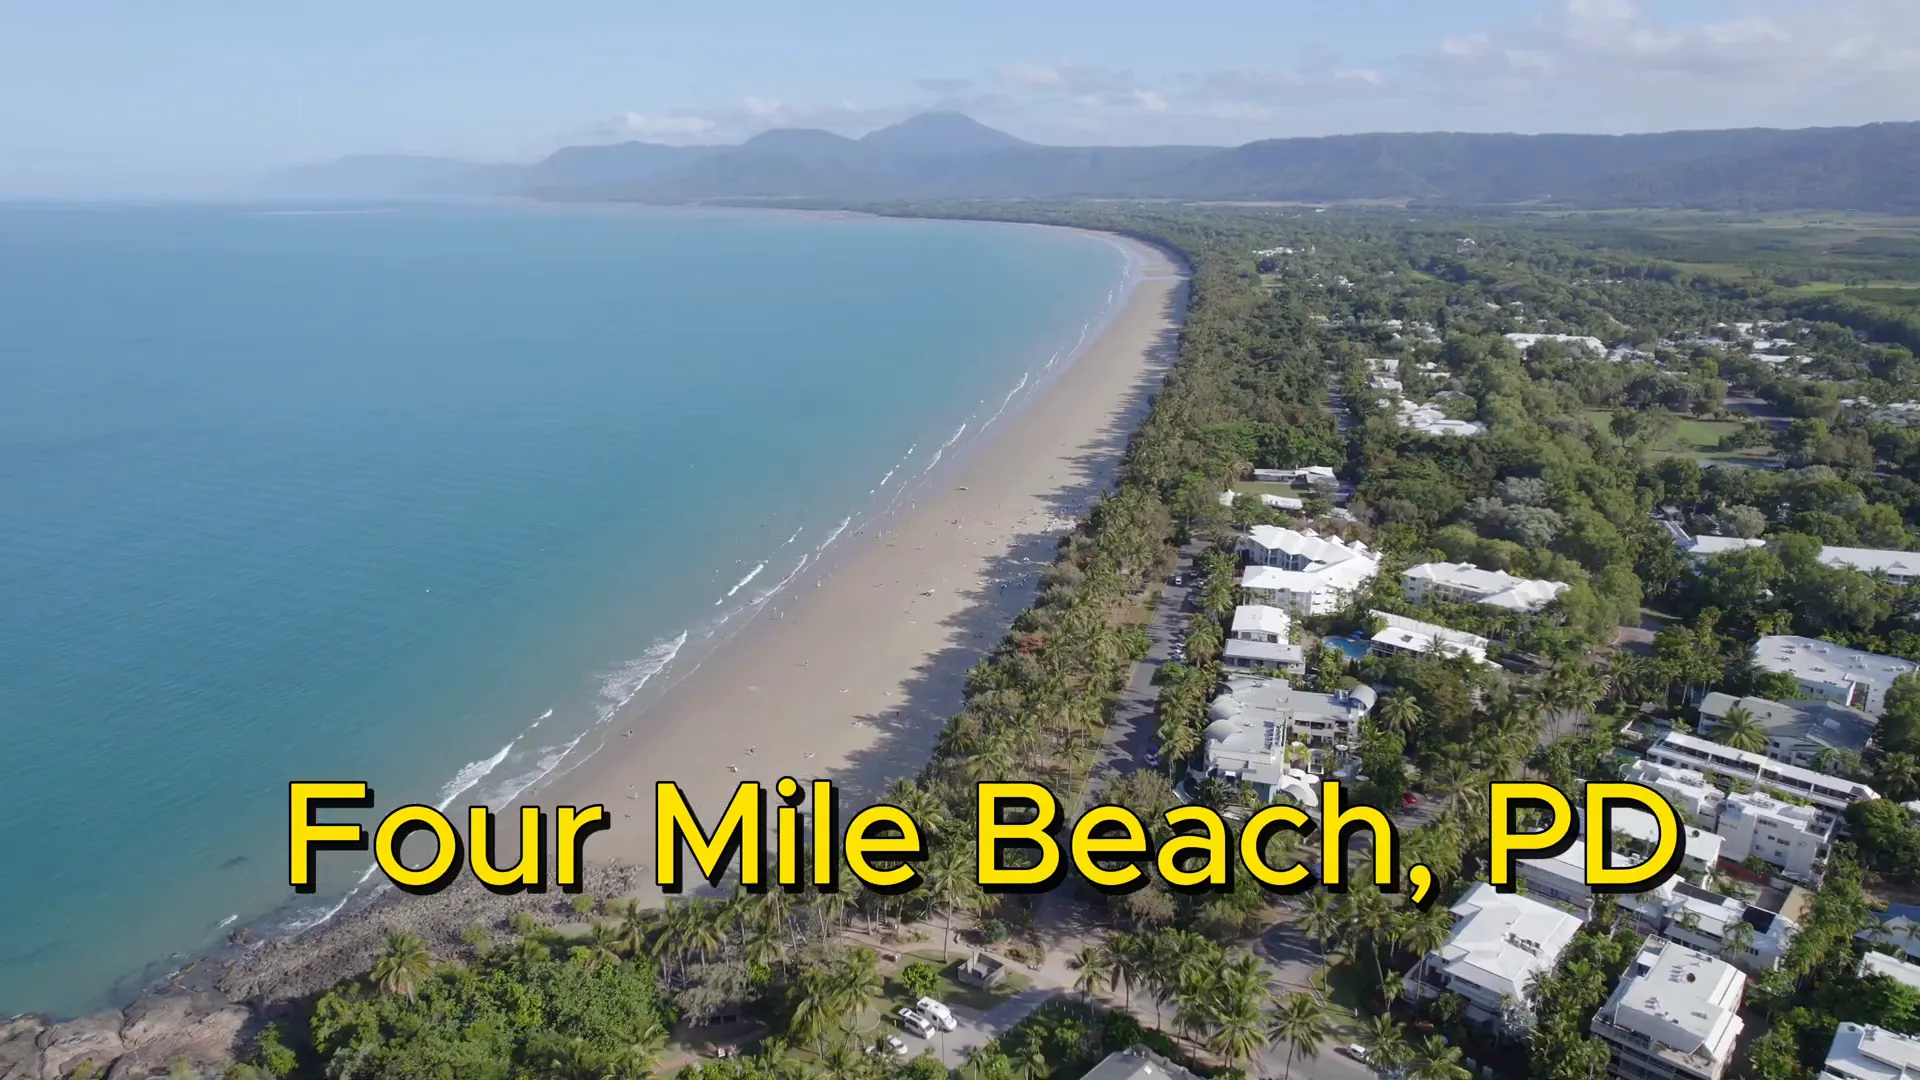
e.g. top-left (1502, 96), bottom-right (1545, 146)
top-left (1406, 882), bottom-right (1581, 1030)
top-left (1366, 609), bottom-right (1490, 664)
top-left (1753, 636), bottom-right (1916, 717)
top-left (1251, 466), bottom-right (1338, 488)
top-left (1231, 604), bottom-right (1291, 644)
top-left (1716, 790), bottom-right (1830, 880)
top-left (1507, 332), bottom-right (1606, 356)
top-left (1238, 527), bottom-right (1380, 616)
top-left (1591, 940), bottom-right (1745, 1080)
top-left (1401, 561), bottom-right (1569, 612)
top-left (1609, 804), bottom-right (1724, 883)
top-left (1395, 398), bottom-right (1485, 437)
top-left (1220, 639), bottom-right (1305, 674)
top-left (1198, 668), bottom-right (1382, 768)
top-left (1822, 1023), bottom-right (1920, 1080)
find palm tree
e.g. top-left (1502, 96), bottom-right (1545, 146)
top-left (924, 842), bottom-right (984, 959)
top-left (1268, 992), bottom-right (1330, 1080)
top-left (1402, 903), bottom-right (1454, 991)
top-left (1068, 945), bottom-right (1111, 1006)
top-left (1106, 933), bottom-right (1144, 1009)
top-left (1408, 1035), bottom-right (1471, 1080)
top-left (605, 1014), bottom-right (668, 1080)
top-left (1012, 1041), bottom-right (1048, 1080)
top-left (1208, 998), bottom-right (1267, 1075)
top-left (1711, 705), bottom-right (1767, 753)
top-left (369, 930), bottom-right (433, 998)
top-left (1358, 1015), bottom-right (1411, 1078)
top-left (1379, 689), bottom-right (1424, 736)
top-left (1295, 891), bottom-right (1345, 957)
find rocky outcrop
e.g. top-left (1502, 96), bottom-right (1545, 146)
top-left (0, 991), bottom-right (245, 1080)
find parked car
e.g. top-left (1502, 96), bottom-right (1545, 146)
top-left (915, 997), bottom-right (958, 1031)
top-left (1401, 792), bottom-right (1421, 807)
top-left (896, 1008), bottom-right (933, 1037)
top-left (884, 1035), bottom-right (910, 1056)
top-left (1144, 747), bottom-right (1161, 768)
top-left (1341, 1044), bottom-right (1371, 1062)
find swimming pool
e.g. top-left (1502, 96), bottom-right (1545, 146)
top-left (1322, 635), bottom-right (1372, 661)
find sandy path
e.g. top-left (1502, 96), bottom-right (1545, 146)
top-left (539, 232), bottom-right (1187, 897)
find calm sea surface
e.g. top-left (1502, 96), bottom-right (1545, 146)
top-left (0, 200), bottom-right (1130, 1016)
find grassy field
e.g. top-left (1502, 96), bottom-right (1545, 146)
top-left (1583, 410), bottom-right (1775, 464)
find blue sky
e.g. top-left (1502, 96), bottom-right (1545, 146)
top-left (3, 0), bottom-right (1916, 195)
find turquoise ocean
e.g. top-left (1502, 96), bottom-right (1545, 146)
top-left (0, 200), bottom-right (1132, 1017)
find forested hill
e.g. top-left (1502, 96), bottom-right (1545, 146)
top-left (265, 113), bottom-right (1920, 212)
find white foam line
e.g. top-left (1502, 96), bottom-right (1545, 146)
top-left (785, 527), bottom-right (803, 544)
top-left (717, 562), bottom-right (766, 603)
top-left (878, 467), bottom-right (896, 487)
top-left (815, 516), bottom-right (852, 554)
top-left (941, 422), bottom-right (969, 450)
top-left (433, 739), bottom-right (518, 811)
top-left (597, 631), bottom-right (688, 722)
top-left (755, 554), bottom-right (810, 604)
top-left (981, 372), bottom-right (1031, 431)
top-left (920, 447), bottom-right (944, 475)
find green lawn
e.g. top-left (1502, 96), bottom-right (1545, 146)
top-left (1583, 410), bottom-right (1773, 463)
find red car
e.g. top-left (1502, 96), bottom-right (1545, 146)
top-left (1401, 792), bottom-right (1421, 807)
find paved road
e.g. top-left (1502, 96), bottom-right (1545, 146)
top-left (1076, 541), bottom-right (1209, 810)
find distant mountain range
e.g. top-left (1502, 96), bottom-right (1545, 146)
top-left (262, 112), bottom-right (1920, 213)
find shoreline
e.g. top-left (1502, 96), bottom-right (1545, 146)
top-left (531, 229), bottom-right (1186, 895)
top-left (13, 224), bottom-right (1186, 1033)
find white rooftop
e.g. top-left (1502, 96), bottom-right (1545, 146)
top-left (1610, 805), bottom-right (1725, 868)
top-left (1402, 561), bottom-right (1569, 612)
top-left (1506, 332), bottom-right (1605, 355)
top-left (1244, 526), bottom-right (1372, 566)
top-left (1597, 940), bottom-right (1745, 1069)
top-left (1433, 883), bottom-right (1581, 1009)
top-left (1649, 730), bottom-right (1880, 805)
top-left (1825, 1023), bottom-right (1920, 1080)
top-left (1221, 639), bottom-right (1304, 666)
top-left (1232, 604), bottom-right (1292, 638)
top-left (1753, 636), bottom-right (1917, 716)
top-left (1863, 952), bottom-right (1920, 992)
top-left (1819, 546), bottom-right (1920, 580)
top-left (1367, 609), bottom-right (1490, 664)
top-left (1678, 533), bottom-right (1768, 557)
top-left (1394, 397), bottom-right (1484, 437)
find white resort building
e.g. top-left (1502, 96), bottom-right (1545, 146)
top-left (1238, 527), bottom-right (1380, 616)
top-left (1203, 675), bottom-right (1376, 785)
top-left (1591, 939), bottom-right (1746, 1080)
top-left (1401, 561), bottom-right (1569, 612)
top-left (1366, 610), bottom-right (1490, 664)
top-left (1752, 636), bottom-right (1916, 718)
top-left (1405, 882), bottom-right (1581, 1031)
top-left (1640, 731), bottom-right (1878, 813)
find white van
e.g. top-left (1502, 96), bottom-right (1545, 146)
top-left (895, 1007), bottom-right (934, 1038)
top-left (915, 997), bottom-right (958, 1032)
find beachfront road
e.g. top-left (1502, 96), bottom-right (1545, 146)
top-left (1081, 540), bottom-right (1208, 804)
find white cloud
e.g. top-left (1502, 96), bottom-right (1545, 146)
top-left (1131, 89), bottom-right (1170, 112)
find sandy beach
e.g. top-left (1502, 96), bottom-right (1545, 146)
top-left (544, 231), bottom-right (1187, 895)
